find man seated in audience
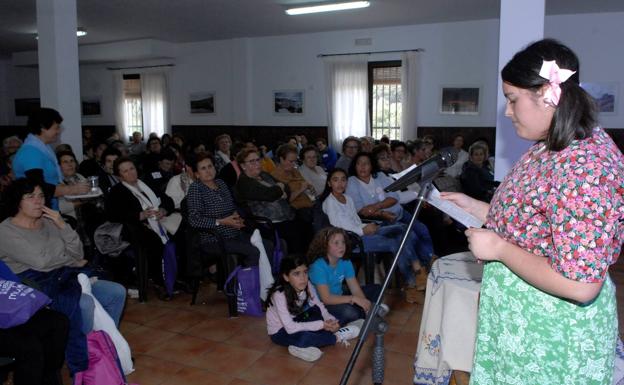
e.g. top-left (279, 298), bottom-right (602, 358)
top-left (98, 147), bottom-right (121, 196)
top-left (335, 136), bottom-right (360, 171)
top-left (441, 134), bottom-right (469, 178)
top-left (142, 148), bottom-right (177, 195)
top-left (315, 137), bottom-right (337, 171)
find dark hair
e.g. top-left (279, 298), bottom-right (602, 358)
top-left (112, 156), bottom-right (135, 176)
top-left (4, 177), bottom-right (48, 217)
top-left (236, 148), bottom-right (259, 165)
top-left (100, 147), bottom-right (122, 164)
top-left (315, 137), bottom-right (327, 146)
top-left (501, 38), bottom-right (597, 151)
top-left (189, 151), bottom-right (214, 172)
top-left (320, 167), bottom-right (348, 203)
top-left (390, 140), bottom-right (406, 152)
top-left (56, 150), bottom-right (77, 164)
top-left (266, 255), bottom-right (311, 315)
top-left (159, 148), bottom-right (177, 162)
top-left (342, 136), bottom-right (360, 152)
top-left (348, 152), bottom-right (378, 178)
top-left (27, 108), bottom-right (63, 136)
top-left (306, 227), bottom-right (351, 264)
top-left (408, 139), bottom-right (425, 155)
top-left (276, 144), bottom-right (298, 161)
top-left (299, 145), bottom-right (319, 161)
top-left (147, 137), bottom-right (161, 146)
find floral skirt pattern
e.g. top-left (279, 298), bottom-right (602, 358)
top-left (470, 261), bottom-right (618, 385)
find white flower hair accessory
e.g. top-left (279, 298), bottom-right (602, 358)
top-left (538, 60), bottom-right (576, 106)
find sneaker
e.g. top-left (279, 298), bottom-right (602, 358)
top-left (347, 318), bottom-right (365, 329)
top-left (287, 346), bottom-right (323, 362)
top-left (335, 325), bottom-right (361, 346)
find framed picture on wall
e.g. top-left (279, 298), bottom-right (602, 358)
top-left (581, 82), bottom-right (618, 114)
top-left (190, 92), bottom-right (215, 114)
top-left (440, 87), bottom-right (480, 115)
top-left (273, 90), bottom-right (304, 115)
top-left (14, 98), bottom-right (40, 116)
top-left (81, 98), bottom-right (101, 116)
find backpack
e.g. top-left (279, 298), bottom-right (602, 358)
top-left (74, 330), bottom-right (138, 385)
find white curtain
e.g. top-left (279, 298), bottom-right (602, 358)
top-left (141, 72), bottom-right (169, 138)
top-left (324, 55), bottom-right (369, 151)
top-left (401, 51), bottom-right (420, 141)
top-left (113, 73), bottom-right (127, 142)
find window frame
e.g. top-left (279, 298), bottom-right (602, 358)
top-left (368, 60), bottom-right (402, 140)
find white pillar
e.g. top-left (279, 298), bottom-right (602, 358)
top-left (36, 0), bottom-right (82, 159)
top-left (494, 0), bottom-right (545, 180)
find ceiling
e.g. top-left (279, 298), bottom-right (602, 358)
top-left (1, 0), bottom-right (624, 56)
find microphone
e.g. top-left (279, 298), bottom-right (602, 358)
top-left (384, 153), bottom-right (450, 192)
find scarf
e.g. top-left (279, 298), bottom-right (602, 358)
top-left (122, 180), bottom-right (168, 244)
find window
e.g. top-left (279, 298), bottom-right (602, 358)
top-left (123, 74), bottom-right (143, 137)
top-left (369, 61), bottom-right (402, 140)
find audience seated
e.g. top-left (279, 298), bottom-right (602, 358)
top-left (390, 140), bottom-right (408, 172)
top-left (298, 145), bottom-right (327, 199)
top-left (2, 135), bottom-right (23, 157)
top-left (441, 134), bottom-right (469, 178)
top-left (213, 134), bottom-right (232, 173)
top-left (106, 157), bottom-right (178, 295)
top-left (271, 144), bottom-right (315, 221)
top-left (79, 142), bottom-right (107, 177)
top-left (98, 147), bottom-right (122, 196)
top-left (186, 152), bottom-right (273, 267)
top-left (346, 152), bottom-right (435, 282)
top-left (234, 148), bottom-right (309, 254)
top-left (460, 141), bottom-right (497, 203)
top-left (218, 141), bottom-right (247, 190)
top-left (335, 136), bottom-right (360, 172)
top-left (142, 148), bottom-right (176, 195)
top-left (166, 160), bottom-right (195, 210)
top-left (315, 137), bottom-right (337, 171)
top-left (0, 177), bottom-right (126, 375)
top-left (371, 144), bottom-right (392, 176)
top-left (141, 137), bottom-right (162, 173)
top-left (407, 139), bottom-right (427, 166)
top-left (127, 131), bottom-right (146, 157)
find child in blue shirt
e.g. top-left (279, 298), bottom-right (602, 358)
top-left (308, 227), bottom-right (386, 326)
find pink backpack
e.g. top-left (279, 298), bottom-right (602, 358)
top-left (74, 330), bottom-right (138, 385)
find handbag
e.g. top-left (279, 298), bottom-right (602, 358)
top-left (0, 279), bottom-right (51, 329)
top-left (225, 266), bottom-right (263, 317)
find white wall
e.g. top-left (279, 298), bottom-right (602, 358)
top-left (2, 12), bottom-right (624, 130)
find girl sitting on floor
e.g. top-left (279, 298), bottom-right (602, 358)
top-left (308, 227), bottom-right (388, 326)
top-left (266, 255), bottom-right (360, 362)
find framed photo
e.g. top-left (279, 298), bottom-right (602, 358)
top-left (81, 98), bottom-right (101, 116)
top-left (190, 92), bottom-right (215, 114)
top-left (14, 98), bottom-right (40, 116)
top-left (581, 82), bottom-right (618, 114)
top-left (440, 87), bottom-right (480, 115)
top-left (273, 90), bottom-right (304, 115)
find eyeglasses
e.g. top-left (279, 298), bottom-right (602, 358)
top-left (245, 158), bottom-right (261, 164)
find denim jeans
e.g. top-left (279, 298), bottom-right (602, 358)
top-left (362, 223), bottom-right (420, 286)
top-left (270, 307), bottom-right (337, 348)
top-left (325, 284), bottom-right (381, 326)
top-left (79, 279), bottom-right (126, 333)
top-left (399, 211), bottom-right (434, 266)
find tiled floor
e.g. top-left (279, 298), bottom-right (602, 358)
top-left (56, 256), bottom-right (624, 385)
top-left (118, 283), bottom-right (424, 385)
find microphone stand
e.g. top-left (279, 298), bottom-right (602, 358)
top-left (339, 171), bottom-right (441, 385)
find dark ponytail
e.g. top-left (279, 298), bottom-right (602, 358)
top-left (502, 38), bottom-right (597, 151)
top-left (266, 255), bottom-right (310, 315)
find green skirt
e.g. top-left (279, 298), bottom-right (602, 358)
top-left (470, 261), bottom-right (617, 385)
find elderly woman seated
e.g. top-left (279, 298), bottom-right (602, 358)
top-left (271, 144), bottom-right (316, 222)
top-left (186, 152), bottom-right (273, 266)
top-left (106, 157), bottom-right (179, 298)
top-left (0, 177), bottom-right (126, 375)
top-left (234, 148), bottom-right (309, 254)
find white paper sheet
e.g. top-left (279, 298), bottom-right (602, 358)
top-left (425, 186), bottom-right (483, 228)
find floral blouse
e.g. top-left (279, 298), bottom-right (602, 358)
top-left (486, 127), bottom-right (624, 283)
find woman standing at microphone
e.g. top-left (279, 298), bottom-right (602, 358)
top-left (443, 39), bottom-right (624, 384)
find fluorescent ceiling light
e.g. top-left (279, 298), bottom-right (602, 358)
top-left (286, 1), bottom-right (370, 15)
top-left (35, 28), bottom-right (87, 40)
